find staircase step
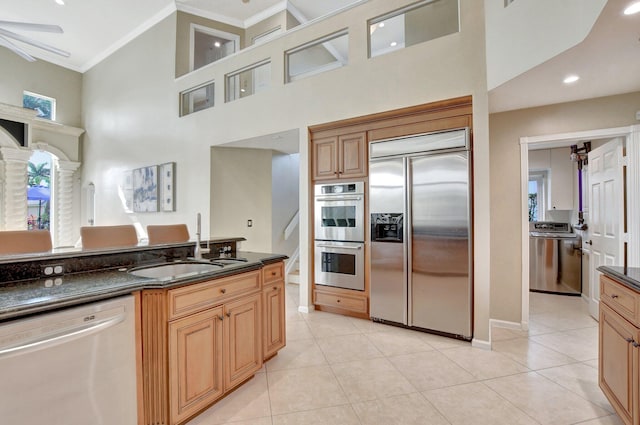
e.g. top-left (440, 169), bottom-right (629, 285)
top-left (288, 269), bottom-right (300, 284)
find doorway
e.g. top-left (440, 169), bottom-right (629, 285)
top-left (520, 126), bottom-right (632, 329)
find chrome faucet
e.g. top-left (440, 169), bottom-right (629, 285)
top-left (194, 213), bottom-right (202, 260)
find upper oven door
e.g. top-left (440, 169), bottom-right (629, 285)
top-left (314, 194), bottom-right (364, 242)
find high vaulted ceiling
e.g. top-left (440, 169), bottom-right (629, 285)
top-left (0, 0), bottom-right (359, 72)
top-left (1, 0), bottom-right (639, 113)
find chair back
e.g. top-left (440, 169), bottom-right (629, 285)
top-left (80, 225), bottom-right (138, 250)
top-left (147, 224), bottom-right (190, 245)
top-left (0, 230), bottom-right (53, 254)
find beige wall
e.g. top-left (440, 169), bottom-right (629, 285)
top-left (210, 147), bottom-right (273, 251)
top-left (0, 48), bottom-right (82, 128)
top-left (246, 11), bottom-right (289, 46)
top-left (489, 91), bottom-right (640, 323)
top-left (175, 11), bottom-right (245, 77)
top-left (271, 152), bottom-right (300, 257)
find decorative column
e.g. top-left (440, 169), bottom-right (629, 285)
top-left (0, 147), bottom-right (32, 230)
top-left (54, 159), bottom-right (80, 247)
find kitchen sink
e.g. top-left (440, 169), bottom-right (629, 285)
top-left (128, 261), bottom-right (223, 280)
top-left (210, 257), bottom-right (248, 265)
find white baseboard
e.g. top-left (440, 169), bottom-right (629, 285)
top-left (471, 338), bottom-right (491, 350)
top-left (298, 305), bottom-right (315, 314)
top-left (490, 318), bottom-right (523, 330)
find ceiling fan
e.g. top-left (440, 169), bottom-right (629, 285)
top-left (0, 20), bottom-right (70, 62)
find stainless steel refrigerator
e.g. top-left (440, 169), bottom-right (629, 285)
top-left (369, 128), bottom-right (472, 339)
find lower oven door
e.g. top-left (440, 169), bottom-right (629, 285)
top-left (315, 241), bottom-right (365, 291)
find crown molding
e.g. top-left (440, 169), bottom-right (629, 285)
top-left (81, 2), bottom-right (177, 73)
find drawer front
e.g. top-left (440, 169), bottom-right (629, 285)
top-left (314, 289), bottom-right (367, 314)
top-left (263, 262), bottom-right (284, 284)
top-left (168, 271), bottom-right (261, 320)
top-left (600, 275), bottom-right (640, 326)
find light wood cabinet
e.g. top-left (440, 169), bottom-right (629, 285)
top-left (599, 275), bottom-right (640, 425)
top-left (141, 263), bottom-right (286, 425)
top-left (223, 293), bottom-right (262, 390)
top-left (312, 132), bottom-right (366, 181)
top-left (263, 281), bottom-right (285, 359)
top-left (262, 262), bottom-right (286, 359)
top-left (313, 287), bottom-right (368, 317)
top-left (169, 307), bottom-right (224, 425)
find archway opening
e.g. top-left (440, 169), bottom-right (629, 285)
top-left (27, 150), bottom-right (53, 230)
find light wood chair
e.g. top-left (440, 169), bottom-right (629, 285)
top-left (80, 225), bottom-right (138, 250)
top-left (0, 230), bottom-right (53, 254)
top-left (147, 224), bottom-right (190, 245)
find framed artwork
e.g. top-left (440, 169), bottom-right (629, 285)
top-left (132, 165), bottom-right (158, 212)
top-left (160, 162), bottom-right (176, 212)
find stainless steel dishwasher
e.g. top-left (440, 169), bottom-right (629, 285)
top-left (529, 222), bottom-right (582, 295)
top-left (0, 295), bottom-right (137, 425)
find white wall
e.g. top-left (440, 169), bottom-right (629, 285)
top-left (484, 0), bottom-right (606, 90)
top-left (81, 0), bottom-right (491, 342)
top-left (271, 152), bottom-right (299, 257)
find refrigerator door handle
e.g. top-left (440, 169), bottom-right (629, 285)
top-left (405, 157), bottom-right (412, 326)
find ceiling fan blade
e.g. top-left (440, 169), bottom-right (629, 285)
top-left (0, 28), bottom-right (70, 57)
top-left (0, 35), bottom-right (36, 62)
top-left (0, 20), bottom-right (63, 33)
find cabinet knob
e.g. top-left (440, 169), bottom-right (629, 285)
top-left (586, 240), bottom-right (593, 245)
top-left (634, 342), bottom-right (640, 348)
top-left (625, 337), bottom-right (634, 343)
top-left (218, 315), bottom-right (224, 321)
top-left (272, 271), bottom-right (276, 276)
top-left (336, 299), bottom-right (341, 303)
top-left (220, 288), bottom-right (226, 294)
top-left (273, 286), bottom-right (277, 290)
top-left (611, 294), bottom-right (619, 299)
top-left (226, 312), bottom-right (231, 317)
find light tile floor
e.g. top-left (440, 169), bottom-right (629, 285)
top-left (187, 287), bottom-right (622, 425)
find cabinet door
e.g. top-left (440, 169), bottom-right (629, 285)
top-left (339, 132), bottom-right (367, 178)
top-left (224, 293), bottom-right (263, 390)
top-left (169, 306), bottom-right (224, 425)
top-left (599, 303), bottom-right (637, 425)
top-left (313, 136), bottom-right (338, 180)
top-left (263, 281), bottom-right (286, 359)
top-left (548, 147), bottom-right (574, 210)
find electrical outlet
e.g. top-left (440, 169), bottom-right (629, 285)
top-left (247, 219), bottom-right (253, 227)
top-left (42, 263), bottom-right (64, 277)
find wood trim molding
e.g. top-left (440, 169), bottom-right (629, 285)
top-left (308, 96), bottom-right (472, 133)
top-left (141, 290), bottom-right (169, 425)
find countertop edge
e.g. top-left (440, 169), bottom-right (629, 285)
top-left (0, 252), bottom-right (287, 322)
top-left (597, 266), bottom-right (640, 292)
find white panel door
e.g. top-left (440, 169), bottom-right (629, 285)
top-left (587, 138), bottom-right (624, 320)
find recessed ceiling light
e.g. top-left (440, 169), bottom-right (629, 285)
top-left (214, 41), bottom-right (221, 48)
top-left (55, 0), bottom-right (65, 5)
top-left (379, 22), bottom-right (385, 28)
top-left (390, 41), bottom-right (397, 47)
top-left (563, 75), bottom-right (580, 84)
top-left (624, 1), bottom-right (640, 15)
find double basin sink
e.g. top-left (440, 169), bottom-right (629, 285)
top-left (128, 257), bottom-right (248, 281)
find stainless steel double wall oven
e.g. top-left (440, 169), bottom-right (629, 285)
top-left (314, 182), bottom-right (365, 291)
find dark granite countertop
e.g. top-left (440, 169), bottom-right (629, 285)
top-left (597, 266), bottom-right (640, 292)
top-left (0, 251), bottom-right (286, 322)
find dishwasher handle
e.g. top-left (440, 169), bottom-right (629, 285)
top-left (0, 313), bottom-right (125, 359)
